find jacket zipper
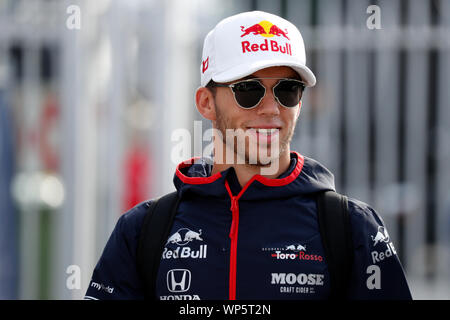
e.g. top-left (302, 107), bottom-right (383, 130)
top-left (225, 179), bottom-right (253, 300)
top-left (228, 195), bottom-right (239, 300)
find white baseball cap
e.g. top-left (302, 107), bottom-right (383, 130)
top-left (200, 11), bottom-right (316, 87)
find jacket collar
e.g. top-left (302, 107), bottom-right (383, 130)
top-left (173, 152), bottom-right (317, 200)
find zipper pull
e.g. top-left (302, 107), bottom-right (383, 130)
top-left (229, 197), bottom-right (239, 239)
top-left (230, 196), bottom-right (238, 212)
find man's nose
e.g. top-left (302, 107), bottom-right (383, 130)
top-left (256, 88), bottom-right (280, 116)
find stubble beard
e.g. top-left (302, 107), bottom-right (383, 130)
top-left (213, 104), bottom-right (295, 168)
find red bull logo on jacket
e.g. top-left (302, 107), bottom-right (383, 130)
top-left (371, 226), bottom-right (389, 247)
top-left (370, 226), bottom-right (397, 264)
top-left (240, 20), bottom-right (292, 56)
top-left (166, 228), bottom-right (203, 246)
top-left (163, 228), bottom-right (207, 260)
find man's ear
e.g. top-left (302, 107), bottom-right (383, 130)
top-left (195, 87), bottom-right (216, 121)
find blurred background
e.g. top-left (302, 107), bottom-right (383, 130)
top-left (0, 0), bottom-right (449, 300)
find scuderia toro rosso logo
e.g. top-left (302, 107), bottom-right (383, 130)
top-left (262, 243), bottom-right (324, 262)
top-left (240, 20), bottom-right (292, 56)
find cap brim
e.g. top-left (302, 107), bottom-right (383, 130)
top-left (212, 60), bottom-right (316, 87)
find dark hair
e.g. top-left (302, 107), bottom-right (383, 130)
top-left (205, 79), bottom-right (217, 97)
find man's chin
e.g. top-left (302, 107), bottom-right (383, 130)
top-left (245, 152), bottom-right (281, 175)
top-left (241, 143), bottom-right (283, 167)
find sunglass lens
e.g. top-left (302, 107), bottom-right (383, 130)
top-left (274, 80), bottom-right (304, 108)
top-left (232, 81), bottom-right (265, 109)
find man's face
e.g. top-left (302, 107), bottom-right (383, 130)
top-left (211, 66), bottom-right (302, 166)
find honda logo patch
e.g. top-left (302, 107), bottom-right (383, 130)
top-left (167, 269), bottom-right (191, 293)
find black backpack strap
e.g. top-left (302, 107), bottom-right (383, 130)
top-left (136, 191), bottom-right (180, 300)
top-left (316, 190), bottom-right (353, 300)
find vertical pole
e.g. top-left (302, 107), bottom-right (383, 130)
top-left (396, 0), bottom-right (408, 268)
top-left (424, 0), bottom-right (439, 281)
top-left (338, 0), bottom-right (348, 193)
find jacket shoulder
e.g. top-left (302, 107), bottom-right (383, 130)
top-left (345, 197), bottom-right (412, 299)
top-left (118, 200), bottom-right (152, 238)
top-left (84, 200), bottom-right (152, 300)
top-left (347, 198), bottom-right (385, 230)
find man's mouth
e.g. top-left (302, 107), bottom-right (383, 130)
top-left (246, 127), bottom-right (281, 143)
top-left (251, 128), bottom-right (279, 135)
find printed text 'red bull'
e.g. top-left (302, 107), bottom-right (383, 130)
top-left (242, 39), bottom-right (292, 56)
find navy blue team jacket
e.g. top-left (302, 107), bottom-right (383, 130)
top-left (85, 152), bottom-right (412, 300)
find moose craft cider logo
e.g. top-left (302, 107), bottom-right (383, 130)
top-left (240, 20), bottom-right (292, 56)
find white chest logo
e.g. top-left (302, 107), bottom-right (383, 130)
top-left (371, 226), bottom-right (389, 247)
top-left (166, 228), bottom-right (203, 246)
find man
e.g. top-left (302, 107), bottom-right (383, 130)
top-left (85, 11), bottom-right (412, 300)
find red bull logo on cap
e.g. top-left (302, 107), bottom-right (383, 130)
top-left (240, 20), bottom-right (290, 39)
top-left (240, 20), bottom-right (292, 56)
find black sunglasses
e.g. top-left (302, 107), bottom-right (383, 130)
top-left (208, 78), bottom-right (306, 109)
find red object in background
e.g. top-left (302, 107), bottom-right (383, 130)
top-left (122, 144), bottom-right (151, 211)
top-left (39, 94), bottom-right (60, 171)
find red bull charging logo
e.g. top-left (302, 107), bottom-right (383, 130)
top-left (240, 20), bottom-right (292, 56)
top-left (240, 20), bottom-right (290, 39)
